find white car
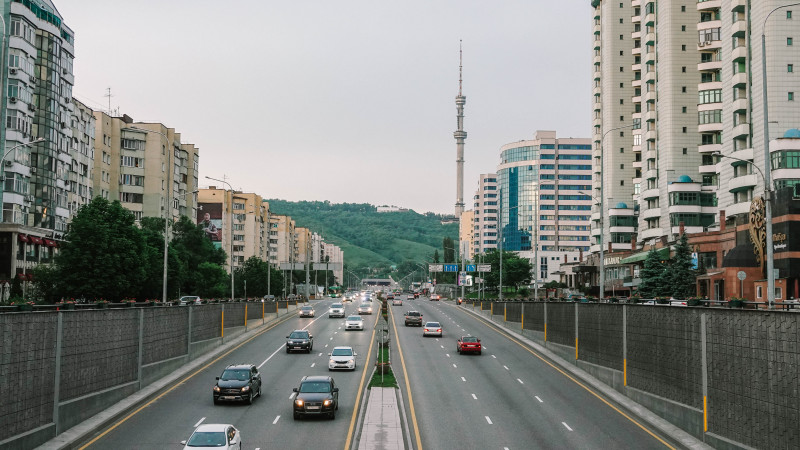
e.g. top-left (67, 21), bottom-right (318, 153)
top-left (345, 315), bottom-right (364, 331)
top-left (423, 321), bottom-right (443, 337)
top-left (182, 423), bottom-right (241, 450)
top-left (299, 306), bottom-right (315, 317)
top-left (328, 303), bottom-right (345, 318)
top-left (328, 346), bottom-right (357, 371)
top-left (392, 298), bottom-right (403, 306)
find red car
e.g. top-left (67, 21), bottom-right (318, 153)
top-left (456, 336), bottom-right (482, 355)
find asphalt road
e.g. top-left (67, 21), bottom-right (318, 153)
top-left (390, 296), bottom-right (670, 450)
top-left (81, 297), bottom-right (378, 450)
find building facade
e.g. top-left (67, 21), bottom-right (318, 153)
top-left (470, 173), bottom-right (498, 257)
top-left (497, 130), bottom-right (593, 283)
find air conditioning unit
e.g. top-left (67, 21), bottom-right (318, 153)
top-left (60, 122), bottom-right (66, 129)
top-left (29, 75), bottom-right (35, 82)
top-left (62, 68), bottom-right (67, 75)
top-left (9, 68), bottom-right (16, 74)
top-left (10, 97), bottom-right (16, 103)
top-left (4, 161), bottom-right (12, 167)
top-left (30, 167), bottom-right (37, 174)
top-left (25, 195), bottom-right (33, 203)
top-left (28, 103), bottom-right (35, 111)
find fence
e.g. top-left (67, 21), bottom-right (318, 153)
top-left (0, 300), bottom-right (298, 449)
top-left (467, 300), bottom-right (799, 449)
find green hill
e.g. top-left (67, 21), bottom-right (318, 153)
top-left (267, 200), bottom-right (458, 269)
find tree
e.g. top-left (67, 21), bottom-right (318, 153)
top-left (55, 197), bottom-right (146, 302)
top-left (195, 262), bottom-right (229, 299)
top-left (170, 216), bottom-right (227, 297)
top-left (479, 249), bottom-right (533, 292)
top-left (235, 256), bottom-right (271, 298)
top-left (663, 233), bottom-right (697, 299)
top-left (637, 247), bottom-right (667, 299)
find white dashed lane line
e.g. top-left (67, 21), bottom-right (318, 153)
top-left (461, 376), bottom-right (466, 382)
top-left (517, 378), bottom-right (524, 384)
top-left (503, 365), bottom-right (509, 370)
top-left (193, 417), bottom-right (205, 428)
top-left (311, 363), bottom-right (316, 367)
top-left (562, 422), bottom-right (573, 431)
top-left (535, 396), bottom-right (543, 403)
top-left (471, 394), bottom-right (477, 400)
top-left (318, 353), bottom-right (323, 356)
top-left (485, 416), bottom-right (493, 424)
top-left (453, 363), bottom-right (458, 368)
top-left (272, 415), bottom-right (280, 424)
top-left (446, 354), bottom-right (451, 358)
top-left (492, 355), bottom-right (497, 359)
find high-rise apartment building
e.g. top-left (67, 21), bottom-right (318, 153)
top-left (92, 116), bottom-right (199, 224)
top-left (458, 209), bottom-right (473, 259)
top-left (68, 99), bottom-right (95, 221)
top-left (498, 131), bottom-right (592, 283)
top-left (471, 173), bottom-right (498, 257)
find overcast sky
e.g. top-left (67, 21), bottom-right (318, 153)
top-left (57, 1), bottom-right (592, 215)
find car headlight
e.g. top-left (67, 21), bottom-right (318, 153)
top-left (241, 386), bottom-right (250, 392)
top-left (213, 386), bottom-right (220, 392)
top-left (295, 399), bottom-right (304, 407)
top-left (323, 399), bottom-right (332, 406)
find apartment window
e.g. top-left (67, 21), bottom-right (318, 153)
top-left (683, 127), bottom-right (687, 133)
top-left (788, 11), bottom-right (793, 19)
top-left (620, 164), bottom-right (624, 169)
top-left (683, 148), bottom-right (688, 155)
top-left (682, 46), bottom-right (686, 52)
top-left (620, 99), bottom-right (624, 104)
top-left (620, 66), bottom-right (624, 72)
top-left (699, 89), bottom-right (722, 104)
top-left (620, 82), bottom-right (624, 88)
top-left (682, 106), bottom-right (687, 113)
top-left (620, 34), bottom-right (624, 40)
top-left (789, 37), bottom-right (794, 46)
top-left (790, 92), bottom-right (795, 101)
top-left (620, 51), bottom-right (624, 56)
top-left (790, 64), bottom-right (794, 72)
top-left (620, 18), bottom-right (623, 24)
top-left (620, 180), bottom-right (625, 186)
top-left (682, 86), bottom-right (687, 93)
top-left (681, 5), bottom-right (686, 12)
top-left (620, 148), bottom-right (624, 153)
top-left (682, 25), bottom-right (686, 32)
top-left (620, 116), bottom-right (624, 121)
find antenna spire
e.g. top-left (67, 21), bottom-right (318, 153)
top-left (458, 40), bottom-right (463, 97)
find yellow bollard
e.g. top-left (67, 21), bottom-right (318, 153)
top-left (521, 312), bottom-right (524, 330)
top-left (221, 310), bottom-right (225, 338)
top-left (245, 304), bottom-right (248, 327)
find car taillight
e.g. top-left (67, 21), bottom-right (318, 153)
top-left (437, 329), bottom-right (442, 332)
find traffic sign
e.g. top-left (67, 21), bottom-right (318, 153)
top-left (477, 264), bottom-right (492, 272)
top-left (465, 264), bottom-right (476, 272)
top-left (428, 264), bottom-right (443, 272)
top-left (444, 264), bottom-right (459, 272)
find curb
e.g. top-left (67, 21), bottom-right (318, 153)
top-left (457, 303), bottom-right (711, 450)
top-left (38, 307), bottom-right (297, 450)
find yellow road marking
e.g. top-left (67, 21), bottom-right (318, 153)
top-left (79, 310), bottom-right (296, 449)
top-left (466, 308), bottom-right (675, 450)
top-left (389, 307), bottom-right (423, 450)
top-left (344, 320), bottom-right (378, 450)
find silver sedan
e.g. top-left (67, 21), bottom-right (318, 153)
top-left (422, 321), bottom-right (443, 337)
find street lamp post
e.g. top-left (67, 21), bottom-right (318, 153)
top-left (759, 3), bottom-right (798, 309)
top-left (205, 176), bottom-right (235, 301)
top-left (597, 122), bottom-right (638, 300)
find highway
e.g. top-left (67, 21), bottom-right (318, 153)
top-left (390, 296), bottom-right (671, 450)
top-left (79, 294), bottom-right (673, 449)
top-left (81, 298), bottom-right (375, 449)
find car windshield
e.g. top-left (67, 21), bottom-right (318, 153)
top-left (299, 381), bottom-right (331, 393)
top-left (462, 337), bottom-right (478, 343)
top-left (301, 306), bottom-right (312, 311)
top-left (347, 316), bottom-right (362, 321)
top-left (289, 331), bottom-right (308, 339)
top-left (186, 431), bottom-right (227, 447)
top-left (331, 348), bottom-right (353, 356)
top-left (220, 369), bottom-right (250, 381)
top-left (426, 322), bottom-right (441, 327)
top-left (331, 304), bottom-right (343, 308)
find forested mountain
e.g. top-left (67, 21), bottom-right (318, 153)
top-left (267, 200), bottom-right (458, 269)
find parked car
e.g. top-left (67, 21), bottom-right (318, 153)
top-left (212, 364), bottom-right (262, 404)
top-left (404, 311), bottom-right (423, 326)
top-left (328, 303), bottom-right (345, 318)
top-left (456, 336), bottom-right (482, 355)
top-left (179, 296), bottom-right (202, 306)
top-left (423, 321), bottom-right (443, 337)
top-left (358, 302), bottom-right (373, 315)
top-left (182, 423), bottom-right (241, 450)
top-left (292, 375), bottom-right (339, 420)
top-left (328, 346), bottom-right (357, 371)
top-left (345, 315), bottom-right (364, 331)
top-left (299, 305), bottom-right (315, 317)
top-left (286, 330), bottom-right (314, 353)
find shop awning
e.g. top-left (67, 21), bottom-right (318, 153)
top-left (696, 270), bottom-right (724, 280)
top-left (619, 247), bottom-right (670, 264)
top-left (43, 239), bottom-right (56, 247)
top-left (18, 234), bottom-right (28, 242)
top-left (29, 236), bottom-right (43, 245)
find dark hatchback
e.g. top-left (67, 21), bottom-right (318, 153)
top-left (212, 364), bottom-right (262, 404)
top-left (292, 375), bottom-right (339, 420)
top-left (286, 330), bottom-right (314, 353)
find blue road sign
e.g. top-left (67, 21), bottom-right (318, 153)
top-left (443, 264), bottom-right (459, 272)
top-left (465, 264), bottom-right (476, 272)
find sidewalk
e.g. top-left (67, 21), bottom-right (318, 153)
top-left (358, 387), bottom-right (405, 450)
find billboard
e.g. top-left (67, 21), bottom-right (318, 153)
top-left (198, 202), bottom-right (223, 248)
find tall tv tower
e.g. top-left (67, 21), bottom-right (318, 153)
top-left (454, 40), bottom-right (467, 218)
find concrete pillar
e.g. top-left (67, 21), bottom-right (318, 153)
top-left (137, 309), bottom-right (144, 389)
top-left (53, 312), bottom-right (63, 433)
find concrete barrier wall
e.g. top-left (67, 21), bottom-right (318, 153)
top-left (0, 301), bottom-right (284, 449)
top-left (467, 301), bottom-right (800, 449)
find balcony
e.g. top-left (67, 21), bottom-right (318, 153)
top-left (731, 0), bottom-right (745, 12)
top-left (731, 20), bottom-right (747, 37)
top-left (731, 122), bottom-right (750, 139)
top-left (630, 30), bottom-right (641, 40)
top-left (698, 143), bottom-right (722, 154)
top-left (699, 164), bottom-right (717, 174)
top-left (726, 201), bottom-right (750, 217)
top-left (731, 46), bottom-right (747, 61)
top-left (639, 227), bottom-right (663, 241)
top-left (633, 160), bottom-right (643, 169)
top-left (699, 122), bottom-right (724, 133)
top-left (697, 0), bottom-right (721, 11)
top-left (632, 95), bottom-right (642, 104)
top-left (732, 98), bottom-right (747, 113)
top-left (730, 147), bottom-right (754, 161)
top-left (697, 60), bottom-right (722, 72)
top-left (631, 63), bottom-right (642, 73)
top-left (644, 32), bottom-right (655, 45)
top-left (642, 189), bottom-right (660, 202)
top-left (609, 226), bottom-right (636, 234)
top-left (644, 13), bottom-right (655, 26)
top-left (632, 78), bottom-right (642, 88)
top-left (594, 23), bottom-right (601, 35)
top-left (732, 72), bottom-right (747, 87)
top-left (697, 20), bottom-right (721, 32)
top-left (727, 174), bottom-right (757, 193)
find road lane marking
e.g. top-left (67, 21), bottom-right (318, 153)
top-left (78, 310), bottom-right (299, 449)
top-left (258, 343), bottom-right (288, 369)
top-left (485, 416), bottom-right (493, 424)
top-left (453, 363), bottom-right (457, 368)
top-left (318, 353), bottom-right (323, 356)
top-left (461, 376), bottom-right (466, 382)
top-left (462, 308), bottom-right (676, 450)
top-left (563, 422), bottom-right (573, 431)
top-left (446, 354), bottom-right (450, 358)
top-left (344, 310), bottom-right (380, 450)
top-left (517, 378), bottom-right (524, 384)
top-left (504, 365), bottom-right (509, 370)
top-left (273, 416), bottom-right (280, 424)
top-left (471, 394), bottom-right (477, 400)
top-left (311, 363), bottom-right (316, 367)
top-left (386, 308), bottom-right (423, 450)
top-left (289, 393), bottom-right (295, 399)
top-left (325, 344), bottom-right (329, 348)
top-left (440, 345), bottom-right (444, 349)
top-left (535, 396), bottom-right (543, 403)
top-left (492, 355), bottom-right (497, 358)
top-left (193, 417), bottom-right (205, 428)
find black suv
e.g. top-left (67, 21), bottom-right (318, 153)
top-left (404, 310), bottom-right (423, 326)
top-left (212, 364), bottom-right (262, 404)
top-left (286, 330), bottom-right (314, 353)
top-left (292, 375), bottom-right (339, 420)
